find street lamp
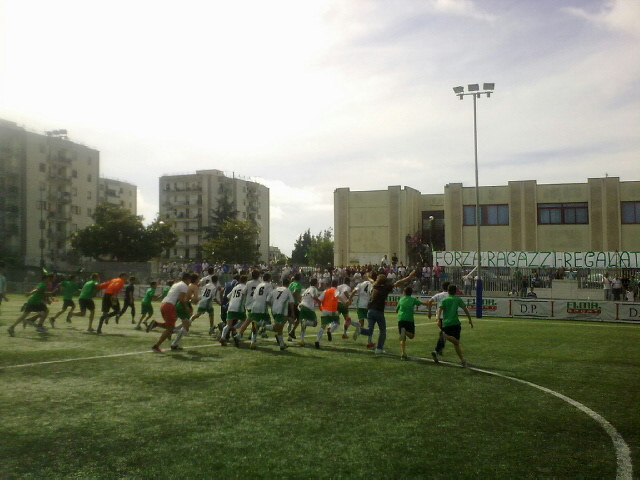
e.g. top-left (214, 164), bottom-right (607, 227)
top-left (452, 83), bottom-right (495, 318)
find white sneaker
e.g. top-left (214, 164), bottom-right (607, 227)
top-left (374, 348), bottom-right (385, 354)
top-left (353, 327), bottom-right (360, 341)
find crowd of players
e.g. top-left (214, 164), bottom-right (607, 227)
top-left (4, 266), bottom-right (474, 365)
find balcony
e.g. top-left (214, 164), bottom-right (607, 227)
top-left (48, 173), bottom-right (72, 185)
top-left (48, 153), bottom-right (72, 165)
top-left (49, 192), bottom-right (72, 203)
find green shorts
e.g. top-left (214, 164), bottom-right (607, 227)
top-left (249, 312), bottom-right (271, 324)
top-left (338, 302), bottom-right (350, 317)
top-left (320, 314), bottom-right (339, 326)
top-left (176, 302), bottom-right (192, 321)
top-left (227, 310), bottom-right (246, 321)
top-left (299, 305), bottom-right (317, 322)
top-left (272, 314), bottom-right (287, 324)
top-left (141, 303), bottom-right (153, 316)
top-left (197, 306), bottom-right (214, 314)
top-left (357, 308), bottom-right (368, 320)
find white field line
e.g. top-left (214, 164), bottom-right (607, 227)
top-left (1, 322), bottom-right (633, 478)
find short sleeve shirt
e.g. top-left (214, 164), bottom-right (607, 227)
top-left (397, 296), bottom-right (422, 323)
top-left (440, 295), bottom-right (466, 327)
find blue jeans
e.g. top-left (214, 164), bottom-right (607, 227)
top-left (360, 309), bottom-right (386, 350)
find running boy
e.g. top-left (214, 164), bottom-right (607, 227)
top-left (435, 284), bottom-right (474, 367)
top-left (396, 286), bottom-right (428, 360)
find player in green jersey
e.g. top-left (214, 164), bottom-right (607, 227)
top-left (49, 274), bottom-right (81, 327)
top-left (396, 286), bottom-right (428, 360)
top-left (435, 284), bottom-right (473, 367)
top-left (7, 275), bottom-right (52, 336)
top-left (136, 281), bottom-right (160, 330)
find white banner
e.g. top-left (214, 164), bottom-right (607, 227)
top-left (433, 251), bottom-right (640, 269)
top-left (376, 295), bottom-right (639, 323)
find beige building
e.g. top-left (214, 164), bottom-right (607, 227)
top-left (334, 177), bottom-right (640, 266)
top-left (159, 169), bottom-right (269, 262)
top-left (0, 119), bottom-right (100, 267)
top-left (98, 177), bottom-right (137, 215)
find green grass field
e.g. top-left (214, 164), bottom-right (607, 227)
top-left (0, 293), bottom-right (638, 479)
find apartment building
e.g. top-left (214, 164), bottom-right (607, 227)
top-left (159, 169), bottom-right (269, 262)
top-left (98, 177), bottom-right (137, 215)
top-left (334, 177), bottom-right (640, 266)
top-left (0, 119), bottom-right (99, 267)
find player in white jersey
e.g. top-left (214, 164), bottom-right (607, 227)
top-left (233, 270), bottom-right (262, 347)
top-left (242, 273), bottom-right (274, 349)
top-left (348, 272), bottom-right (376, 344)
top-left (171, 273), bottom-right (219, 349)
top-left (298, 277), bottom-right (321, 345)
top-left (427, 281), bottom-right (450, 362)
top-left (336, 277), bottom-right (353, 339)
top-left (265, 278), bottom-right (295, 350)
top-left (220, 275), bottom-right (248, 345)
top-left (149, 272), bottom-right (191, 353)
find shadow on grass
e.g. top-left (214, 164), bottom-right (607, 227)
top-left (169, 351), bottom-right (219, 362)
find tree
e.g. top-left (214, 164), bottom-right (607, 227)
top-left (70, 203), bottom-right (178, 261)
top-left (290, 229), bottom-right (312, 265)
top-left (204, 183), bottom-right (237, 240)
top-left (308, 229), bottom-right (334, 266)
top-left (202, 218), bottom-right (259, 265)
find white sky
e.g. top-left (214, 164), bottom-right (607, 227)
top-left (1, 0), bottom-right (639, 256)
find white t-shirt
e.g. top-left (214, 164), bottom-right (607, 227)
top-left (269, 286), bottom-right (295, 316)
top-left (162, 281), bottom-right (189, 305)
top-left (300, 285), bottom-right (319, 310)
top-left (354, 281), bottom-right (372, 309)
top-left (227, 283), bottom-right (247, 312)
top-left (251, 282), bottom-right (274, 314)
top-left (245, 279), bottom-right (262, 310)
top-left (431, 291), bottom-right (448, 306)
top-left (336, 284), bottom-right (352, 304)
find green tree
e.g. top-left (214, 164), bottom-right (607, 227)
top-left (308, 229), bottom-right (334, 266)
top-left (291, 229), bottom-right (312, 265)
top-left (202, 219), bottom-right (259, 265)
top-left (204, 182), bottom-right (237, 240)
top-left (70, 203), bottom-right (177, 261)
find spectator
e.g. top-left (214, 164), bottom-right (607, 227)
top-left (612, 275), bottom-right (623, 301)
top-left (526, 286), bottom-right (537, 298)
top-left (602, 273), bottom-right (612, 301)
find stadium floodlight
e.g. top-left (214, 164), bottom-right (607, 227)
top-left (451, 82), bottom-right (495, 319)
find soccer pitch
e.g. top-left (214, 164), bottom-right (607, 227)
top-left (1, 294), bottom-right (638, 479)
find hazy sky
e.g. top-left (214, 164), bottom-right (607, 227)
top-left (1, 0), bottom-right (639, 255)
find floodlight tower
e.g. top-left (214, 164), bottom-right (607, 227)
top-left (452, 83), bottom-right (495, 318)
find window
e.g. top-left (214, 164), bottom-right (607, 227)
top-left (87, 191), bottom-right (92, 200)
top-left (39, 163), bottom-right (46, 172)
top-left (72, 188), bottom-right (77, 196)
top-left (463, 205), bottom-right (509, 226)
top-left (71, 205), bottom-right (81, 215)
top-left (621, 202), bottom-right (640, 224)
top-left (538, 203), bottom-right (588, 224)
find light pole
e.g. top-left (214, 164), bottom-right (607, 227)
top-left (452, 83), bottom-right (494, 318)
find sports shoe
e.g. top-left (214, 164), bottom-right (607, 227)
top-left (219, 337), bottom-right (227, 346)
top-left (96, 329), bottom-right (102, 335)
top-left (49, 317), bottom-right (55, 327)
top-left (461, 359), bottom-right (467, 368)
top-left (250, 342), bottom-right (257, 350)
top-left (131, 319), bottom-right (135, 324)
top-left (401, 354), bottom-right (408, 361)
top-left (8, 326), bottom-right (15, 337)
top-left (288, 332), bottom-right (296, 340)
top-left (261, 332), bottom-right (269, 338)
top-left (209, 326), bottom-right (215, 335)
top-left (146, 320), bottom-right (157, 333)
top-left (366, 342), bottom-right (375, 349)
top-left (342, 334), bottom-right (348, 339)
top-left (151, 345), bottom-right (163, 353)
top-left (36, 325), bottom-right (47, 332)
top-left (374, 348), bottom-right (385, 354)
top-left (315, 341), bottom-right (320, 349)
top-left (66, 315), bottom-right (73, 323)
top-left (87, 327), bottom-right (94, 332)
top-left (134, 325), bottom-right (142, 330)
top-left (299, 340), bottom-right (305, 347)
top-left (431, 351), bottom-right (439, 363)
top-left (233, 335), bottom-right (240, 348)
top-left (115, 315), bottom-right (120, 324)
top-left (280, 344), bottom-right (289, 351)
top-left (170, 345), bottom-right (183, 351)
top-left (327, 331), bottom-right (332, 342)
top-left (353, 328), bottom-right (360, 341)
